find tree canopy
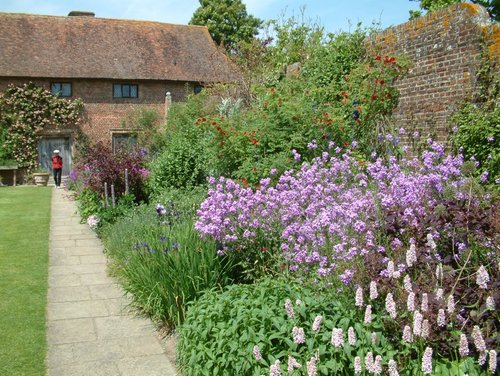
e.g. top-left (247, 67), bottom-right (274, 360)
top-left (410, 0), bottom-right (499, 21)
top-left (189, 0), bottom-right (262, 52)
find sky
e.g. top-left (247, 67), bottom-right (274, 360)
top-left (0, 0), bottom-right (421, 34)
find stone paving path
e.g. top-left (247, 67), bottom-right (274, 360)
top-left (46, 188), bottom-right (176, 376)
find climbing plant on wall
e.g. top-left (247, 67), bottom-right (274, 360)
top-left (0, 82), bottom-right (83, 171)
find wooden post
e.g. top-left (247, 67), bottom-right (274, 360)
top-left (104, 182), bottom-right (109, 208)
top-left (111, 184), bottom-right (116, 208)
top-left (125, 169), bottom-right (129, 195)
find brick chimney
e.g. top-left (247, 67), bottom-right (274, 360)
top-left (68, 11), bottom-right (95, 17)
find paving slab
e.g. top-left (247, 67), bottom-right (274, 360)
top-left (46, 188), bottom-right (176, 375)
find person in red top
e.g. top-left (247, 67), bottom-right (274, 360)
top-left (52, 150), bottom-right (63, 188)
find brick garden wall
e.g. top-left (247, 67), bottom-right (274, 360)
top-left (366, 3), bottom-right (498, 144)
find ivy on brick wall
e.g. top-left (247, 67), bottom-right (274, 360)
top-left (0, 82), bottom-right (83, 171)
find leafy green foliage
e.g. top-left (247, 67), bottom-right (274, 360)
top-left (100, 204), bottom-right (236, 330)
top-left (178, 278), bottom-right (385, 376)
top-left (0, 82), bottom-right (83, 171)
top-left (450, 102), bottom-right (499, 183)
top-left (147, 97), bottom-right (215, 192)
top-left (189, 0), bottom-right (262, 51)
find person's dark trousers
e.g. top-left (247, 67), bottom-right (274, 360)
top-left (53, 168), bottom-right (62, 187)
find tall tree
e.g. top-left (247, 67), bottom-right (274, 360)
top-left (190, 0), bottom-right (262, 52)
top-left (410, 0), bottom-right (499, 21)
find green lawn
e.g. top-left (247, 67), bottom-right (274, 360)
top-left (0, 187), bottom-right (52, 376)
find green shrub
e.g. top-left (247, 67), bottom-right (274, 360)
top-left (147, 95), bottom-right (216, 193)
top-left (178, 276), bottom-right (487, 375)
top-left (100, 204), bottom-right (235, 330)
top-left (451, 102), bottom-right (499, 184)
top-left (178, 278), bottom-right (369, 376)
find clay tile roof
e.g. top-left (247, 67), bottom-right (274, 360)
top-left (0, 12), bottom-right (240, 82)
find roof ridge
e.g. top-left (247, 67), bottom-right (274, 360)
top-left (0, 12), bottom-right (207, 29)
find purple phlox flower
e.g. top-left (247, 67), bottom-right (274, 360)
top-left (348, 326), bottom-right (357, 345)
top-left (459, 334), bottom-right (469, 357)
top-left (292, 149), bottom-right (301, 161)
top-left (307, 140), bottom-right (318, 150)
top-left (331, 328), bottom-right (344, 348)
top-left (287, 356), bottom-right (301, 373)
top-left (340, 269), bottom-right (354, 285)
top-left (270, 359), bottom-right (281, 376)
top-left (480, 171), bottom-right (489, 183)
top-left (413, 131), bottom-right (420, 139)
top-left (399, 127), bottom-right (406, 135)
top-left (385, 293), bottom-right (397, 319)
top-left (292, 326), bottom-right (305, 344)
top-left (422, 347), bottom-right (433, 375)
top-left (270, 168), bottom-right (277, 175)
top-left (369, 281), bottom-right (378, 300)
top-left (355, 286), bottom-right (363, 307)
top-left (437, 309), bottom-right (446, 327)
top-left (253, 345), bottom-right (263, 361)
top-left (312, 315), bottom-right (322, 332)
top-left (476, 265), bottom-right (489, 289)
top-left (364, 305), bottom-right (372, 324)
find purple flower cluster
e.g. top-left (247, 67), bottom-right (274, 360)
top-left (195, 143), bottom-right (468, 281)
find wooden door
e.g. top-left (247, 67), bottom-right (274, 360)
top-left (38, 137), bottom-right (71, 176)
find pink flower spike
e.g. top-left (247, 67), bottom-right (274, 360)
top-left (287, 356), bottom-right (301, 373)
top-left (292, 326), bottom-right (305, 344)
top-left (385, 293), bottom-right (397, 319)
top-left (253, 345), bottom-right (263, 361)
top-left (355, 286), bottom-right (363, 307)
top-left (476, 265), bottom-right (489, 289)
top-left (459, 334), bottom-right (469, 357)
top-left (369, 281), bottom-right (378, 300)
top-left (421, 293), bottom-right (429, 312)
top-left (364, 305), bottom-right (372, 324)
top-left (437, 309), bottom-right (446, 327)
top-left (489, 350), bottom-right (497, 374)
top-left (348, 326), bottom-right (357, 346)
top-left (422, 347), bottom-right (433, 374)
top-left (354, 356), bottom-right (362, 374)
top-left (312, 315), bottom-right (322, 332)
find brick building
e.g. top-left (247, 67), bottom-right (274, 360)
top-left (0, 11), bottom-right (239, 174)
